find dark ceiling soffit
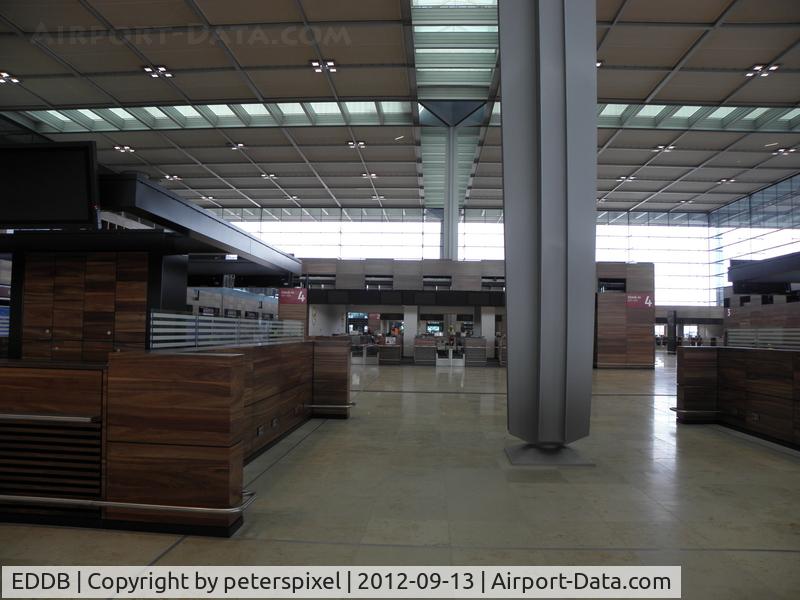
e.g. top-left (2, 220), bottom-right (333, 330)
top-left (0, 230), bottom-right (212, 254)
top-left (188, 256), bottom-right (288, 276)
top-left (728, 252), bottom-right (800, 284)
top-left (99, 173), bottom-right (301, 275)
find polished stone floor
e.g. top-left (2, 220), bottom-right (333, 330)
top-left (2, 352), bottom-right (800, 599)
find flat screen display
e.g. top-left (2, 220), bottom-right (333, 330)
top-left (0, 142), bottom-right (97, 226)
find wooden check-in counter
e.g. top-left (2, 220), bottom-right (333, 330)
top-left (676, 346), bottom-right (800, 448)
top-left (0, 339), bottom-right (351, 535)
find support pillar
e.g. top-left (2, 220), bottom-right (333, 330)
top-left (442, 126), bottom-right (459, 260)
top-left (499, 0), bottom-right (597, 454)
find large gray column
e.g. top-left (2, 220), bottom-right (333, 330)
top-left (442, 126), bottom-right (459, 260)
top-left (499, 0), bottom-right (596, 449)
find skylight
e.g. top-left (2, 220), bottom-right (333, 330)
top-left (414, 25), bottom-right (497, 32)
top-left (636, 105), bottom-right (666, 118)
top-left (741, 107), bottom-right (768, 120)
top-left (77, 109), bottom-right (103, 121)
top-left (143, 107), bottom-right (165, 118)
top-left (174, 105), bottom-right (202, 118)
top-left (707, 107), bottom-right (736, 119)
top-left (309, 102), bottom-right (341, 115)
top-left (379, 101), bottom-right (410, 114)
top-left (208, 104), bottom-right (235, 117)
top-left (240, 103), bottom-right (269, 116)
top-left (345, 101), bottom-right (377, 114)
top-left (416, 48), bottom-right (496, 54)
top-left (601, 104), bottom-right (627, 117)
top-left (672, 106), bottom-right (702, 119)
top-left (46, 110), bottom-right (70, 121)
top-left (276, 103), bottom-right (305, 115)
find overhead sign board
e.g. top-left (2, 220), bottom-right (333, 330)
top-left (279, 288), bottom-right (307, 305)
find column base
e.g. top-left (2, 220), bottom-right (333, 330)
top-left (504, 443), bottom-right (594, 467)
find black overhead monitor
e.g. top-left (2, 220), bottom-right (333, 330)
top-left (0, 142), bottom-right (98, 228)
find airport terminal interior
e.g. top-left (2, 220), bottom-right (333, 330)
top-left (0, 0), bottom-right (799, 598)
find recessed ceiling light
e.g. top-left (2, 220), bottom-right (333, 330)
top-left (746, 63), bottom-right (778, 78)
top-left (347, 140), bottom-right (366, 149)
top-left (652, 144), bottom-right (676, 153)
top-left (0, 71), bottom-right (20, 84)
top-left (261, 173), bottom-right (277, 178)
top-left (718, 178), bottom-right (735, 184)
top-left (311, 59), bottom-right (336, 73)
top-left (164, 175), bottom-right (181, 181)
top-left (291, 195), bottom-right (299, 200)
top-left (113, 145), bottom-right (134, 153)
top-left (616, 176), bottom-right (636, 182)
top-left (773, 147), bottom-right (796, 156)
top-left (596, 60), bottom-right (603, 68)
top-left (143, 65), bottom-right (173, 78)
top-left (362, 173), bottom-right (377, 179)
top-left (764, 142), bottom-right (779, 147)
top-left (394, 135), bottom-right (405, 141)
top-left (230, 143), bottom-right (245, 150)
top-left (201, 195), bottom-right (214, 200)
top-left (372, 195), bottom-right (385, 199)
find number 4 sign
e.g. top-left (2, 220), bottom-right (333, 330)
top-left (279, 288), bottom-right (308, 305)
top-left (626, 293), bottom-right (654, 308)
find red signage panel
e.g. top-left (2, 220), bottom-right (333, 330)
top-left (279, 288), bottom-right (307, 304)
top-left (626, 292), bottom-right (654, 308)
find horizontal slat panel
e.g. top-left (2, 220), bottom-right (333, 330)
top-left (0, 419), bottom-right (102, 505)
top-left (150, 312), bottom-right (303, 350)
top-left (728, 328), bottom-right (800, 351)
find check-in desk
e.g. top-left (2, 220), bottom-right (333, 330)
top-left (435, 342), bottom-right (465, 367)
top-left (676, 346), bottom-right (800, 448)
top-left (464, 337), bottom-right (487, 366)
top-left (413, 336), bottom-right (437, 365)
top-left (378, 342), bottom-right (402, 365)
top-left (0, 340), bottom-right (352, 536)
top-left (351, 343), bottom-right (379, 365)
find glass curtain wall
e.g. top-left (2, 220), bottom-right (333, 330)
top-left (596, 211), bottom-right (711, 305)
top-left (458, 208), bottom-right (504, 260)
top-left (709, 173), bottom-right (800, 303)
top-left (212, 174), bottom-right (800, 307)
top-left (210, 207), bottom-right (442, 260)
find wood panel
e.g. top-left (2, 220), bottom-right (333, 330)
top-left (277, 303), bottom-right (307, 335)
top-left (595, 293), bottom-right (626, 367)
top-left (240, 343), bottom-right (313, 407)
top-left (50, 340), bottom-right (83, 362)
top-left (243, 383), bottom-right (311, 458)
top-left (313, 339), bottom-right (352, 418)
top-left (52, 255), bottom-right (85, 340)
top-left (83, 252), bottom-right (117, 356)
top-left (745, 350), bottom-right (793, 399)
top-left (107, 351), bottom-right (245, 447)
top-left (675, 347), bottom-right (718, 421)
top-left (21, 254), bottom-right (54, 343)
top-left (677, 347), bottom-right (799, 447)
top-left (746, 392), bottom-right (794, 441)
top-left (725, 302), bottom-right (800, 330)
top-left (0, 365), bottom-right (103, 417)
top-left (595, 262), bottom-right (655, 369)
top-left (105, 441), bottom-right (242, 527)
top-left (114, 252), bottom-right (148, 347)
